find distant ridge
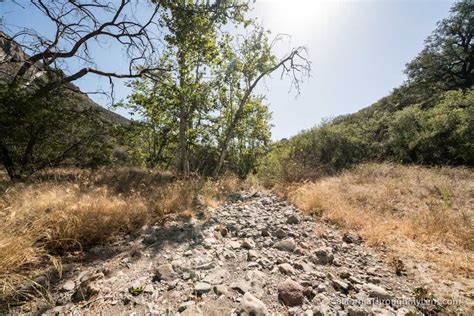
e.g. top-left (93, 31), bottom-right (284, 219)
top-left (0, 32), bottom-right (129, 125)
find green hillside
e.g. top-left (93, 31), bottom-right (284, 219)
top-left (257, 1), bottom-right (473, 185)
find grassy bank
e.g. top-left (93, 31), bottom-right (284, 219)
top-left (0, 168), bottom-right (240, 303)
top-left (275, 163), bottom-right (473, 274)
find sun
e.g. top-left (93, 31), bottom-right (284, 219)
top-left (255, 0), bottom-right (337, 38)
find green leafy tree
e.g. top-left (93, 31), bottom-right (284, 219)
top-left (405, 0), bottom-right (474, 92)
top-left (0, 84), bottom-right (111, 180)
top-left (212, 26), bottom-right (310, 177)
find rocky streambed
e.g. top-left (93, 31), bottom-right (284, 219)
top-left (18, 192), bottom-right (453, 315)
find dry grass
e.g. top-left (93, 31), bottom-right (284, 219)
top-left (283, 163), bottom-right (474, 273)
top-left (0, 167), bottom-right (242, 304)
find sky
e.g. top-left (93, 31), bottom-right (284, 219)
top-left (1, 0), bottom-right (457, 140)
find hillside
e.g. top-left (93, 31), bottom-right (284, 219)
top-left (0, 33), bottom-right (129, 126)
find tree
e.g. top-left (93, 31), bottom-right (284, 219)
top-left (157, 0), bottom-right (251, 175)
top-left (212, 26), bottom-right (310, 177)
top-left (1, 0), bottom-right (166, 98)
top-left (0, 82), bottom-right (111, 180)
top-left (405, 0), bottom-right (474, 92)
top-left (0, 0), bottom-right (167, 180)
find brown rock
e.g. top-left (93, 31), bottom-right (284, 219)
top-left (277, 278), bottom-right (305, 306)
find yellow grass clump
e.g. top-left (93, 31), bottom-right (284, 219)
top-left (285, 163), bottom-right (473, 272)
top-left (0, 167), bottom-right (242, 304)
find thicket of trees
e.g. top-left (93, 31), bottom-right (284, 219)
top-left (1, 0), bottom-right (471, 182)
top-left (115, 1), bottom-right (309, 177)
top-left (257, 0), bottom-right (474, 185)
top-left (0, 0), bottom-right (309, 180)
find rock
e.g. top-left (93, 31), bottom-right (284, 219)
top-left (178, 301), bottom-right (195, 313)
top-left (294, 261), bottom-right (314, 273)
top-left (247, 249), bottom-right (259, 261)
top-left (349, 276), bottom-right (363, 284)
top-left (278, 263), bottom-right (295, 275)
top-left (180, 305), bottom-right (202, 316)
top-left (240, 292), bottom-right (268, 316)
top-left (203, 268), bottom-right (229, 285)
top-left (343, 232), bottom-right (362, 244)
top-left (220, 227), bottom-right (228, 237)
top-left (364, 283), bottom-right (392, 300)
top-left (241, 238), bottom-right (256, 249)
top-left (142, 234), bottom-right (157, 245)
top-left (61, 280), bottom-right (75, 292)
top-left (154, 264), bottom-right (177, 282)
top-left (287, 214), bottom-right (300, 224)
top-left (294, 247), bottom-right (305, 255)
top-left (348, 307), bottom-right (370, 316)
top-left (274, 228), bottom-right (287, 239)
top-left (143, 284), bottom-right (155, 294)
top-left (246, 270), bottom-right (267, 297)
top-left (230, 280), bottom-right (251, 294)
top-left (273, 239), bottom-right (296, 252)
top-left (277, 278), bottom-right (305, 307)
top-left (229, 240), bottom-right (241, 249)
top-left (194, 282), bottom-right (212, 294)
top-left (317, 284), bottom-right (326, 293)
top-left (332, 279), bottom-right (350, 293)
top-left (214, 284), bottom-right (230, 296)
top-left (261, 228), bottom-right (270, 237)
top-left (222, 250), bottom-right (237, 260)
top-left (312, 247), bottom-right (334, 265)
top-left (72, 280), bottom-right (100, 302)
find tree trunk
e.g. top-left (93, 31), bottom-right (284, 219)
top-left (0, 141), bottom-right (20, 181)
top-left (213, 99), bottom-right (246, 178)
top-left (178, 106), bottom-right (189, 176)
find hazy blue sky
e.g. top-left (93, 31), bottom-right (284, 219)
top-left (1, 0), bottom-right (456, 140)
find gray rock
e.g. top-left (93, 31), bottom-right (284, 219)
top-left (214, 284), bottom-right (230, 296)
top-left (273, 239), bottom-right (296, 252)
top-left (274, 228), bottom-right (287, 239)
top-left (241, 238), bottom-right (256, 249)
top-left (287, 214), bottom-right (300, 224)
top-left (230, 280), bottom-right (251, 294)
top-left (240, 292), bottom-right (268, 316)
top-left (247, 249), bottom-right (259, 261)
top-left (364, 283), bottom-right (392, 300)
top-left (154, 263), bottom-right (177, 282)
top-left (202, 268), bottom-right (229, 285)
top-left (343, 232), bottom-right (362, 244)
top-left (277, 278), bottom-right (305, 307)
top-left (181, 305), bottom-right (202, 316)
top-left (72, 280), bottom-right (100, 302)
top-left (194, 282), bottom-right (212, 294)
top-left (228, 240), bottom-right (241, 249)
top-left (178, 301), bottom-right (195, 313)
top-left (348, 307), bottom-right (370, 316)
top-left (294, 261), bottom-right (314, 273)
top-left (332, 279), bottom-right (350, 293)
top-left (278, 263), bottom-right (295, 275)
top-left (142, 234), bottom-right (157, 245)
top-left (312, 247), bottom-right (334, 265)
top-left (61, 280), bottom-right (75, 292)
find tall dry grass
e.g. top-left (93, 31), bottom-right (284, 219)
top-left (0, 168), bottom-right (242, 304)
top-left (284, 163), bottom-right (473, 273)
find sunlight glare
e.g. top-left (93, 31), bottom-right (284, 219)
top-left (256, 0), bottom-right (337, 39)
